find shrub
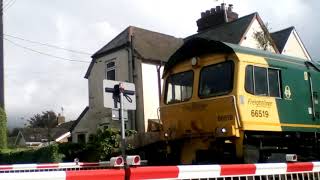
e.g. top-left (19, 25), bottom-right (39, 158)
top-left (0, 145), bottom-right (63, 164)
top-left (0, 108), bottom-right (7, 149)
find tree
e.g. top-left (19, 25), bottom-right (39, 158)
top-left (253, 23), bottom-right (273, 51)
top-left (0, 107), bottom-right (7, 149)
top-left (28, 111), bottom-right (58, 128)
top-left (9, 127), bottom-right (20, 137)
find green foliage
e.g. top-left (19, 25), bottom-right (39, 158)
top-left (0, 108), bottom-right (7, 149)
top-left (28, 111), bottom-right (58, 128)
top-left (58, 142), bottom-right (99, 162)
top-left (59, 129), bottom-right (137, 162)
top-left (253, 23), bottom-right (273, 51)
top-left (92, 128), bottom-right (137, 159)
top-left (0, 145), bottom-right (63, 164)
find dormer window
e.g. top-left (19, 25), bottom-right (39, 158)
top-left (105, 60), bottom-right (116, 80)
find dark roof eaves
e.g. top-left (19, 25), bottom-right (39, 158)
top-left (84, 43), bottom-right (129, 79)
top-left (254, 13), bottom-right (280, 54)
top-left (270, 27), bottom-right (294, 53)
top-left (271, 26), bottom-right (294, 35)
top-left (69, 106), bottom-right (89, 132)
top-left (291, 28), bottom-right (312, 60)
top-left (91, 27), bottom-right (131, 57)
top-left (193, 12), bottom-right (257, 38)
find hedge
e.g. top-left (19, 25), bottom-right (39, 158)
top-left (0, 145), bottom-right (63, 164)
top-left (0, 108), bottom-right (7, 149)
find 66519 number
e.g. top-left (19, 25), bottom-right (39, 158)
top-left (251, 110), bottom-right (269, 118)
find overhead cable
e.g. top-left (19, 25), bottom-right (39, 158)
top-left (4, 34), bottom-right (92, 55)
top-left (4, 38), bottom-right (90, 63)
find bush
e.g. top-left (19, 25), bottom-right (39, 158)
top-left (0, 108), bottom-right (7, 149)
top-left (58, 129), bottom-right (137, 162)
top-left (0, 145), bottom-right (63, 164)
top-left (58, 142), bottom-right (99, 162)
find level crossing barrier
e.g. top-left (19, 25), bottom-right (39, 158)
top-left (128, 162), bottom-right (320, 180)
top-left (1, 161), bottom-right (320, 180)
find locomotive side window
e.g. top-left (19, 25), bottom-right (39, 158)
top-left (254, 67), bottom-right (268, 95)
top-left (199, 61), bottom-right (234, 98)
top-left (245, 66), bottom-right (254, 94)
top-left (245, 65), bottom-right (281, 98)
top-left (165, 71), bottom-right (193, 104)
top-left (268, 69), bottom-right (281, 97)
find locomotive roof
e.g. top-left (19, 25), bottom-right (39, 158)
top-left (164, 38), bottom-right (320, 74)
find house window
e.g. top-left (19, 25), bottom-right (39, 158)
top-left (77, 133), bottom-right (86, 144)
top-left (105, 60), bottom-right (116, 80)
top-left (245, 65), bottom-right (282, 98)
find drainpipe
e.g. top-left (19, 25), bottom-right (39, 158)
top-left (156, 64), bottom-right (162, 103)
top-left (126, 33), bottom-right (136, 130)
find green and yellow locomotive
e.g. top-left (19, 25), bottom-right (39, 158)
top-left (159, 38), bottom-right (320, 164)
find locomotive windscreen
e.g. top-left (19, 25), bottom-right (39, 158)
top-left (199, 61), bottom-right (234, 98)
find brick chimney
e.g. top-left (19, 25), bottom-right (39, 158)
top-left (57, 113), bottom-right (65, 125)
top-left (196, 3), bottom-right (239, 32)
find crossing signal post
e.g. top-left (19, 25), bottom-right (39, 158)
top-left (104, 80), bottom-right (136, 168)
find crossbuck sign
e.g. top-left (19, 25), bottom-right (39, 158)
top-left (103, 80), bottom-right (136, 110)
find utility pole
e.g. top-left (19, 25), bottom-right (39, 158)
top-left (0, 0), bottom-right (4, 109)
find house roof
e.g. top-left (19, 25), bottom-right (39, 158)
top-left (57, 120), bottom-right (75, 130)
top-left (69, 106), bottom-right (89, 132)
top-left (164, 38), bottom-right (311, 74)
top-left (187, 12), bottom-right (279, 54)
top-left (85, 26), bottom-right (183, 78)
top-left (186, 13), bottom-right (257, 43)
top-left (18, 128), bottom-right (69, 142)
top-left (271, 26), bottom-right (294, 53)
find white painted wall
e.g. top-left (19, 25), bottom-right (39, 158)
top-left (240, 18), bottom-right (276, 53)
top-left (141, 63), bottom-right (163, 131)
top-left (282, 31), bottom-right (311, 60)
top-left (72, 49), bottom-right (130, 143)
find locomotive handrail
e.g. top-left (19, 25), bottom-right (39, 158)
top-left (232, 95), bottom-right (242, 128)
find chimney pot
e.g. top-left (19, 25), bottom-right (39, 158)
top-left (221, 3), bottom-right (226, 10)
top-left (205, 10), bottom-right (210, 16)
top-left (196, 4), bottom-right (239, 32)
top-left (228, 4), bottom-right (234, 12)
top-left (216, 6), bottom-right (221, 12)
top-left (210, 8), bottom-right (216, 14)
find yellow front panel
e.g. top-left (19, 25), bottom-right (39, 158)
top-left (161, 96), bottom-right (239, 139)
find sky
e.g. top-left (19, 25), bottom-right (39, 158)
top-left (3, 0), bottom-right (320, 129)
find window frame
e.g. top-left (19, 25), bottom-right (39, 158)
top-left (164, 70), bottom-right (194, 105)
top-left (198, 60), bottom-right (235, 99)
top-left (105, 59), bottom-right (116, 80)
top-left (245, 65), bottom-right (282, 98)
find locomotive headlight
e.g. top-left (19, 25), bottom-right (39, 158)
top-left (221, 128), bottom-right (227, 133)
top-left (191, 57), bottom-right (199, 66)
top-left (164, 132), bottom-right (169, 137)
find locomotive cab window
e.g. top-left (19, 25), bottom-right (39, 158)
top-left (245, 65), bottom-right (282, 98)
top-left (165, 71), bottom-right (193, 104)
top-left (199, 61), bottom-right (234, 98)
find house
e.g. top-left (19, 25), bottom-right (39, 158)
top-left (71, 3), bottom-right (312, 143)
top-left (271, 26), bottom-right (311, 60)
top-left (70, 28), bottom-right (183, 143)
top-left (15, 121), bottom-right (73, 147)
